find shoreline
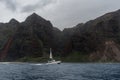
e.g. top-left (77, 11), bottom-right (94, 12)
top-left (0, 61), bottom-right (120, 64)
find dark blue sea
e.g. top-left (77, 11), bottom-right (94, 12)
top-left (0, 63), bottom-right (120, 80)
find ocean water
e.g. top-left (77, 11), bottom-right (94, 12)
top-left (0, 63), bottom-right (120, 80)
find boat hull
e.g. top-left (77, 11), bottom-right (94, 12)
top-left (46, 61), bottom-right (61, 64)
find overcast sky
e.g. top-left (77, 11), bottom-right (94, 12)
top-left (0, 0), bottom-right (120, 30)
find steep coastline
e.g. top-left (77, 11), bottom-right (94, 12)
top-left (0, 9), bottom-right (120, 62)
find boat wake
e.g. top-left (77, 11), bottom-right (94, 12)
top-left (33, 63), bottom-right (43, 65)
top-left (0, 62), bottom-right (23, 64)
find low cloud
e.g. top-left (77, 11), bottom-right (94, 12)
top-left (0, 0), bottom-right (17, 12)
top-left (21, 0), bottom-right (56, 13)
top-left (39, 0), bottom-right (120, 30)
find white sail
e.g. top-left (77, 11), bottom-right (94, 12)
top-left (50, 48), bottom-right (53, 59)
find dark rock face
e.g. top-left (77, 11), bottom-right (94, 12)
top-left (1, 13), bottom-right (55, 61)
top-left (1, 9), bottom-right (120, 61)
top-left (0, 19), bottom-right (19, 60)
top-left (24, 13), bottom-right (54, 48)
top-left (52, 27), bottom-right (63, 55)
top-left (61, 23), bottom-right (84, 55)
top-left (62, 9), bottom-right (120, 61)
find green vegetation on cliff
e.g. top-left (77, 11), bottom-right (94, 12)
top-left (15, 52), bottom-right (89, 62)
top-left (61, 52), bottom-right (89, 62)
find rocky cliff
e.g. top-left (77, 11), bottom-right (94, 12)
top-left (62, 9), bottom-right (120, 61)
top-left (0, 9), bottom-right (120, 62)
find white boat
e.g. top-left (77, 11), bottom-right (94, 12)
top-left (47, 48), bottom-right (61, 64)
